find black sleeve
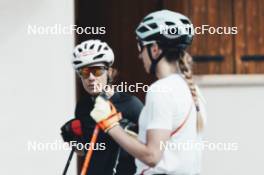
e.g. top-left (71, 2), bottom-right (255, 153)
top-left (111, 92), bottom-right (143, 125)
top-left (74, 95), bottom-right (97, 138)
top-left (74, 94), bottom-right (94, 120)
top-left (122, 95), bottom-right (143, 124)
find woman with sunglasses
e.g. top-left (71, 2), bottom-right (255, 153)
top-left (90, 10), bottom-right (207, 175)
top-left (66, 39), bottom-right (143, 175)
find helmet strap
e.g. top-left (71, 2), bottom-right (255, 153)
top-left (146, 45), bottom-right (164, 75)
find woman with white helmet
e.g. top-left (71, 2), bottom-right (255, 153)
top-left (61, 39), bottom-right (143, 175)
top-left (89, 10), bottom-right (207, 175)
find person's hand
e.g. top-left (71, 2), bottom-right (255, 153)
top-left (90, 96), bottom-right (122, 132)
top-left (90, 96), bottom-right (112, 122)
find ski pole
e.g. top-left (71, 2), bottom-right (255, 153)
top-left (81, 91), bottom-right (109, 175)
top-left (62, 148), bottom-right (75, 175)
top-left (80, 125), bottom-right (100, 175)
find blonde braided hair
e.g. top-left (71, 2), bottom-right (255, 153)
top-left (178, 52), bottom-right (205, 133)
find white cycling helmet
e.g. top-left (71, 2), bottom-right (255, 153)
top-left (72, 39), bottom-right (114, 70)
top-left (136, 9), bottom-right (194, 49)
top-left (135, 10), bottom-right (194, 74)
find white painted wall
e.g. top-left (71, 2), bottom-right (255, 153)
top-left (198, 78), bottom-right (264, 175)
top-left (0, 0), bottom-right (76, 174)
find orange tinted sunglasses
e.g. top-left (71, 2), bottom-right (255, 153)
top-left (78, 66), bottom-right (106, 79)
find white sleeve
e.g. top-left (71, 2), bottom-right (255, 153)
top-left (145, 90), bottom-right (173, 130)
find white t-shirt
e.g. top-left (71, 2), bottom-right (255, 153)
top-left (135, 74), bottom-right (206, 175)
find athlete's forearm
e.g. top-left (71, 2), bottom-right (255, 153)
top-left (108, 125), bottom-right (160, 167)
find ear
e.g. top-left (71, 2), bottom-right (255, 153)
top-left (107, 67), bottom-right (118, 83)
top-left (150, 43), bottom-right (162, 60)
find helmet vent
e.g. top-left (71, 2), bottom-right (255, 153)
top-left (73, 60), bottom-right (82, 65)
top-left (104, 47), bottom-right (109, 50)
top-left (138, 26), bottom-right (148, 33)
top-left (93, 54), bottom-right (104, 60)
top-left (90, 44), bottom-right (95, 49)
top-left (180, 19), bottom-right (190, 24)
top-left (78, 48), bottom-right (82, 52)
top-left (73, 53), bottom-right (76, 58)
top-left (143, 16), bottom-right (153, 22)
top-left (84, 43), bottom-right (87, 49)
top-left (149, 23), bottom-right (158, 29)
top-left (165, 21), bottom-right (175, 26)
top-left (97, 45), bottom-right (102, 52)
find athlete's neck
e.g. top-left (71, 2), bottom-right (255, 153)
top-left (156, 58), bottom-right (179, 79)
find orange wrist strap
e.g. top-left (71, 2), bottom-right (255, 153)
top-left (98, 112), bottom-right (122, 131)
